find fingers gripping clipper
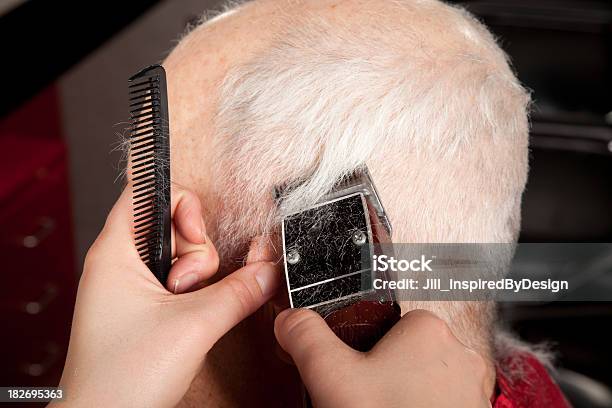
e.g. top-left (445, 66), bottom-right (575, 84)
top-left (278, 167), bottom-right (400, 352)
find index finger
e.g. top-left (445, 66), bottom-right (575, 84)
top-left (97, 182), bottom-right (137, 247)
top-left (100, 181), bottom-right (206, 252)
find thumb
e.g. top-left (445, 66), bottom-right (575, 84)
top-left (274, 308), bottom-right (358, 383)
top-left (96, 184), bottom-right (135, 246)
top-left (194, 261), bottom-right (280, 345)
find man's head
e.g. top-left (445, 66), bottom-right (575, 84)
top-left (164, 0), bottom-right (529, 356)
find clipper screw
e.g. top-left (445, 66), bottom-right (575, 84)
top-left (287, 249), bottom-right (301, 265)
top-left (352, 230), bottom-right (367, 246)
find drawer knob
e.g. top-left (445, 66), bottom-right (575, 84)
top-left (20, 342), bottom-right (60, 377)
top-left (22, 217), bottom-right (56, 248)
top-left (23, 284), bottom-right (59, 315)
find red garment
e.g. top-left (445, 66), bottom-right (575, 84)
top-left (493, 353), bottom-right (571, 408)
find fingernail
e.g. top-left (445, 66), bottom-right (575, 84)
top-left (255, 263), bottom-right (280, 297)
top-left (173, 273), bottom-right (200, 294)
top-left (274, 308), bottom-right (294, 327)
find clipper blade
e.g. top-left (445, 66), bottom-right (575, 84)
top-left (280, 167), bottom-right (393, 310)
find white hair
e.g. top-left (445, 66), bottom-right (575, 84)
top-left (211, 0), bottom-right (529, 253)
top-left (208, 0), bottom-right (530, 354)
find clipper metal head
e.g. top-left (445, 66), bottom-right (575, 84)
top-left (279, 167), bottom-right (393, 310)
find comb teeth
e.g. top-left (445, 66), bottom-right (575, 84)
top-left (128, 65), bottom-right (172, 284)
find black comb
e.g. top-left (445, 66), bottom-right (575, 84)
top-left (128, 64), bottom-right (172, 284)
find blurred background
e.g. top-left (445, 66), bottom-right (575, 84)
top-left (0, 0), bottom-right (610, 407)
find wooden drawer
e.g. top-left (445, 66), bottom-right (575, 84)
top-left (0, 137), bottom-right (76, 388)
top-left (0, 159), bottom-right (75, 301)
